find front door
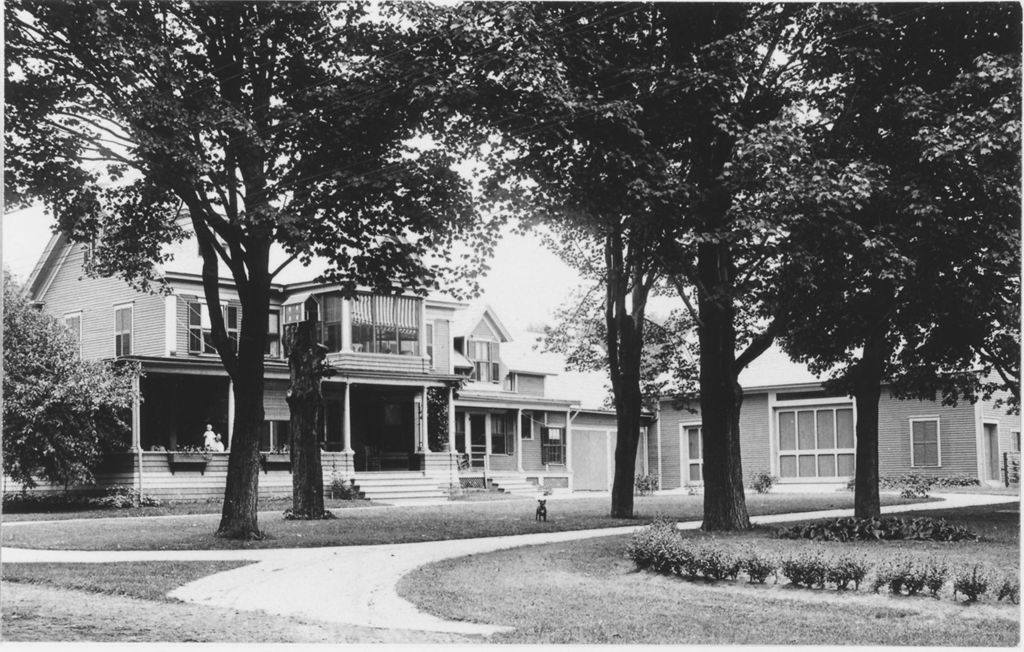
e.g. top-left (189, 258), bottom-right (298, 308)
top-left (469, 414), bottom-right (487, 469)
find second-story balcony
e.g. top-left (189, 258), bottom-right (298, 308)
top-left (282, 291), bottom-right (435, 376)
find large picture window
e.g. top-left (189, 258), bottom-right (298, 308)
top-left (351, 295), bottom-right (420, 355)
top-left (911, 418), bottom-right (940, 467)
top-left (778, 406), bottom-right (855, 478)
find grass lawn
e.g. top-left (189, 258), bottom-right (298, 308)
top-left (2, 492), bottom-right (921, 551)
top-left (0, 496), bottom-right (377, 522)
top-left (398, 504), bottom-right (1020, 646)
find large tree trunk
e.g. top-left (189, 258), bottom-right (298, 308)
top-left (852, 333), bottom-right (887, 518)
top-left (216, 279), bottom-right (270, 540)
top-left (610, 347), bottom-right (644, 519)
top-left (697, 242), bottom-right (750, 531)
top-left (285, 321), bottom-right (329, 519)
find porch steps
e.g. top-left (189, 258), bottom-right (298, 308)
top-left (350, 472), bottom-right (448, 503)
top-left (488, 475), bottom-right (540, 496)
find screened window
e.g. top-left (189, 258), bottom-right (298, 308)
top-left (778, 406), bottom-right (855, 478)
top-left (491, 413), bottom-right (515, 455)
top-left (426, 322), bottom-right (435, 367)
top-left (541, 426), bottom-right (565, 465)
top-left (321, 295), bottom-right (343, 352)
top-left (259, 421), bottom-right (291, 452)
top-left (114, 305), bottom-right (132, 356)
top-left (1013, 431), bottom-right (1021, 453)
top-left (911, 419), bottom-right (940, 467)
top-left (351, 295), bottom-right (420, 355)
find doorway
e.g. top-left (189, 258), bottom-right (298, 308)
top-left (984, 423), bottom-right (1000, 482)
top-left (469, 414), bottom-right (487, 469)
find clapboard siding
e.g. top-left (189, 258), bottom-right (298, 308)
top-left (488, 453), bottom-right (516, 471)
top-left (981, 390), bottom-right (1021, 457)
top-left (656, 400), bottom-right (692, 489)
top-left (516, 374), bottom-right (546, 396)
top-left (521, 437), bottom-right (543, 471)
top-left (39, 243), bottom-right (166, 359)
top-left (877, 394), bottom-right (978, 478)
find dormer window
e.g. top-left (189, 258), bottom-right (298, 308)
top-left (471, 340), bottom-right (500, 383)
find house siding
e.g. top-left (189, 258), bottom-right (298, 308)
top-left (877, 393), bottom-right (978, 478)
top-left (981, 389), bottom-right (1021, 460)
top-left (516, 373), bottom-right (546, 397)
top-left (328, 351), bottom-right (435, 376)
top-left (39, 243), bottom-right (166, 359)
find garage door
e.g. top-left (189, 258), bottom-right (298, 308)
top-left (573, 429), bottom-right (610, 491)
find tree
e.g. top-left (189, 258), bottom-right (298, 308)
top-left (3, 271), bottom-right (138, 491)
top-left (453, 3), bottom-right (815, 525)
top-left (5, 1), bottom-right (494, 537)
top-left (772, 4), bottom-right (1022, 517)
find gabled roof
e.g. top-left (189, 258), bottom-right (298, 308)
top-left (26, 232), bottom-right (70, 300)
top-left (451, 303), bottom-right (513, 342)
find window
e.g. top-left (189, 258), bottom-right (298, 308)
top-left (520, 411), bottom-right (534, 440)
top-left (426, 322), bottom-right (435, 367)
top-left (541, 425), bottom-right (565, 465)
top-left (320, 295), bottom-right (343, 352)
top-left (491, 413), bottom-right (515, 455)
top-left (778, 406), bottom-right (856, 478)
top-left (911, 418), bottom-right (940, 467)
top-left (351, 295), bottom-right (420, 355)
top-left (266, 310), bottom-right (281, 358)
top-left (188, 301), bottom-right (238, 354)
top-left (505, 373), bottom-right (517, 392)
top-left (683, 425), bottom-right (703, 483)
top-left (470, 340), bottom-right (500, 383)
top-left (114, 305), bottom-right (132, 356)
top-left (64, 312), bottom-right (82, 355)
top-left (259, 420), bottom-right (291, 451)
top-left (1012, 431), bottom-right (1021, 453)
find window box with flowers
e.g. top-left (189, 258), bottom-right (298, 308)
top-left (167, 446), bottom-right (213, 474)
top-left (260, 450), bottom-right (292, 473)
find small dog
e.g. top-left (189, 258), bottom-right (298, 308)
top-left (535, 499), bottom-right (547, 522)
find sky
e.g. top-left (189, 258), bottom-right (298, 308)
top-left (1, 203), bottom-right (586, 333)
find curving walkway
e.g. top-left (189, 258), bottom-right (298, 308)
top-left (2, 492), bottom-right (1017, 637)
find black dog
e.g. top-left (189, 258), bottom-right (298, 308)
top-left (535, 499), bottom-right (547, 522)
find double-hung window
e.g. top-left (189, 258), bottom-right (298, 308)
top-left (910, 418), bottom-right (940, 467)
top-left (114, 305), bottom-right (132, 356)
top-left (683, 424), bottom-right (703, 483)
top-left (266, 310), bottom-right (281, 358)
top-left (188, 301), bottom-right (239, 354)
top-left (541, 424), bottom-right (565, 465)
top-left (471, 340), bottom-right (500, 383)
top-left (64, 312), bottom-right (82, 356)
top-left (426, 322), bottom-right (435, 368)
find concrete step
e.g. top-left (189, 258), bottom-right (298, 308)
top-left (489, 476), bottom-right (539, 495)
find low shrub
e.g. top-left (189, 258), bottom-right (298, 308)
top-left (781, 550), bottom-right (828, 589)
top-left (777, 516), bottom-right (977, 542)
top-left (2, 487), bottom-right (160, 511)
top-left (626, 519), bottom-right (680, 571)
top-left (750, 471), bottom-right (777, 495)
top-left (91, 487), bottom-right (161, 508)
top-left (691, 543), bottom-right (742, 581)
top-left (996, 576), bottom-right (1020, 604)
top-left (826, 554), bottom-right (869, 591)
top-left (932, 474), bottom-right (980, 488)
top-left (923, 561), bottom-right (949, 597)
top-left (738, 548), bottom-right (777, 584)
top-left (329, 476), bottom-right (360, 500)
top-left (952, 565), bottom-right (991, 602)
top-left (899, 480), bottom-right (932, 499)
top-left (634, 474), bottom-right (659, 496)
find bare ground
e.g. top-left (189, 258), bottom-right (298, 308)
top-left (1, 583), bottom-right (481, 644)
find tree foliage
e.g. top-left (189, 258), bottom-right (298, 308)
top-left (2, 272), bottom-right (137, 491)
top-left (5, 0), bottom-right (497, 537)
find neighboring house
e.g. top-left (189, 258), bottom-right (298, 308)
top-left (16, 225), bottom-right (650, 500)
top-left (654, 345), bottom-right (1021, 490)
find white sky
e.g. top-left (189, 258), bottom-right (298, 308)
top-left (1, 203), bottom-right (585, 331)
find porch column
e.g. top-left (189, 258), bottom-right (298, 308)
top-left (463, 412), bottom-right (470, 455)
top-left (342, 382), bottom-right (353, 454)
top-left (419, 385), bottom-right (429, 452)
top-left (516, 408), bottom-right (524, 472)
top-left (565, 409), bottom-right (574, 474)
top-left (131, 373), bottom-right (142, 450)
top-left (447, 387), bottom-right (456, 451)
top-left (341, 298), bottom-right (352, 352)
top-left (227, 380), bottom-right (235, 448)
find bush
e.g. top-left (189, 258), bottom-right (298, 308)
top-left (738, 548), bottom-right (777, 584)
top-left (750, 471), bottom-right (777, 495)
top-left (626, 519), bottom-right (680, 571)
top-left (691, 543), bottom-right (742, 581)
top-left (952, 565), bottom-right (991, 602)
top-left (634, 474), bottom-right (659, 496)
top-left (826, 554), bottom-right (869, 591)
top-left (91, 486), bottom-right (161, 509)
top-left (899, 479), bottom-right (932, 499)
top-left (781, 550), bottom-right (828, 589)
top-left (996, 575), bottom-right (1020, 604)
top-left (923, 562), bottom-right (949, 597)
top-left (932, 474), bottom-right (980, 488)
top-left (330, 476), bottom-right (360, 500)
top-left (777, 516), bottom-right (977, 542)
